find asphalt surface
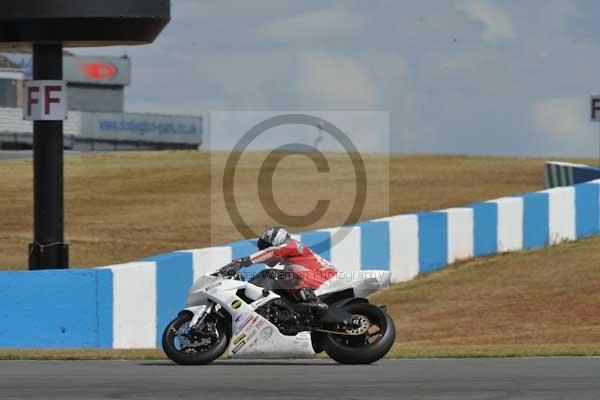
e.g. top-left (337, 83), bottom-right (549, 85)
top-left (0, 358), bottom-right (598, 399)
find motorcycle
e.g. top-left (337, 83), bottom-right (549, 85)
top-left (162, 263), bottom-right (396, 365)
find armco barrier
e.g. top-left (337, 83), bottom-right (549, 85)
top-left (1, 179), bottom-right (600, 348)
top-left (545, 161), bottom-right (600, 188)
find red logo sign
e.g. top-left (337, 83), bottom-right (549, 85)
top-left (79, 62), bottom-right (118, 80)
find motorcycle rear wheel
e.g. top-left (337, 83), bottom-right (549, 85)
top-left (162, 312), bottom-right (229, 365)
top-left (321, 303), bottom-right (395, 364)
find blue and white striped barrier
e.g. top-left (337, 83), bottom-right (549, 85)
top-left (545, 161), bottom-right (600, 188)
top-left (1, 180), bottom-right (600, 348)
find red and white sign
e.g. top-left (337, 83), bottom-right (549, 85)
top-left (23, 80), bottom-right (68, 121)
top-left (79, 62), bottom-right (118, 80)
top-left (591, 95), bottom-right (600, 122)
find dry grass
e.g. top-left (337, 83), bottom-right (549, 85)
top-left (3, 343), bottom-right (600, 360)
top-left (0, 349), bottom-right (165, 361)
top-left (1, 235), bottom-right (600, 359)
top-left (1, 150), bottom-right (583, 270)
top-left (386, 343), bottom-right (600, 358)
top-left (372, 235), bottom-right (600, 357)
top-left (1, 151), bottom-right (599, 359)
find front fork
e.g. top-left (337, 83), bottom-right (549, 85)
top-left (181, 304), bottom-right (210, 329)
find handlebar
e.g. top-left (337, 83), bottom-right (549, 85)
top-left (210, 263), bottom-right (243, 278)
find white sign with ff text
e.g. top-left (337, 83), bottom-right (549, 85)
top-left (23, 80), bottom-right (68, 121)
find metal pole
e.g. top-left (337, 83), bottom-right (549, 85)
top-left (28, 43), bottom-right (69, 270)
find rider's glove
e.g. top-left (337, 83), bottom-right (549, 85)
top-left (230, 256), bottom-right (252, 268)
top-left (218, 257), bottom-right (252, 276)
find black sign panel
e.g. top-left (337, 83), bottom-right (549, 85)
top-left (0, 0), bottom-right (170, 47)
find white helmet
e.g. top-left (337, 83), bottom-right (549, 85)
top-left (257, 226), bottom-right (290, 250)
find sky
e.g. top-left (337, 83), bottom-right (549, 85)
top-left (74, 0), bottom-right (600, 157)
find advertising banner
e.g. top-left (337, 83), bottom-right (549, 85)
top-left (80, 112), bottom-right (203, 145)
top-left (63, 56), bottom-right (130, 86)
top-left (0, 52), bottom-right (130, 86)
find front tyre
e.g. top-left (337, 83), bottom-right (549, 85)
top-left (162, 312), bottom-right (229, 365)
top-left (321, 303), bottom-right (395, 364)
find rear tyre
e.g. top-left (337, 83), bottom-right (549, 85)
top-left (162, 312), bottom-right (229, 365)
top-left (321, 303), bottom-right (395, 364)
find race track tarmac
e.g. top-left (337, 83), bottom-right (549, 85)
top-left (0, 358), bottom-right (598, 399)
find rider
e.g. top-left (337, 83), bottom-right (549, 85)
top-left (223, 226), bottom-right (336, 313)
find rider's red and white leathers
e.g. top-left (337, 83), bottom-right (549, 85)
top-left (248, 239), bottom-right (337, 292)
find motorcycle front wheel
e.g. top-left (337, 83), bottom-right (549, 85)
top-left (321, 302), bottom-right (395, 364)
top-left (162, 312), bottom-right (230, 365)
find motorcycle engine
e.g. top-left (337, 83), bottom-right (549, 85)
top-left (256, 300), bottom-right (303, 335)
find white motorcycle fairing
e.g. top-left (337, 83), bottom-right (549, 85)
top-left (185, 275), bottom-right (315, 358)
top-left (315, 269), bottom-right (391, 297)
top-left (183, 268), bottom-right (392, 359)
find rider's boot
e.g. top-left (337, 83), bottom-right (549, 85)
top-left (297, 288), bottom-right (328, 315)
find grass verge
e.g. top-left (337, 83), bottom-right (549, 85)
top-left (3, 236), bottom-right (600, 360)
top-left (2, 151), bottom-right (585, 270)
top-left (1, 151), bottom-right (598, 359)
top-left (372, 235), bottom-right (600, 358)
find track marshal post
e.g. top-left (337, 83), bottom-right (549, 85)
top-left (0, 0), bottom-right (171, 270)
